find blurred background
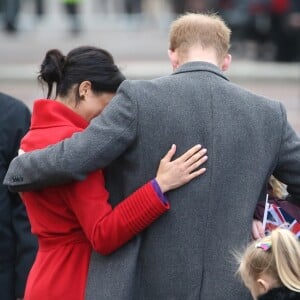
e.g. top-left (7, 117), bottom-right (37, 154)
top-left (0, 0), bottom-right (300, 132)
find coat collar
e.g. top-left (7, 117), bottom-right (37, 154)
top-left (258, 286), bottom-right (300, 300)
top-left (172, 61), bottom-right (229, 82)
top-left (30, 99), bottom-right (88, 130)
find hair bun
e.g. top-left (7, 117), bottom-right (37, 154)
top-left (38, 49), bottom-right (66, 98)
top-left (39, 49), bottom-right (65, 84)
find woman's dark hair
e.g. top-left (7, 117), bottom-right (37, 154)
top-left (38, 46), bottom-right (126, 101)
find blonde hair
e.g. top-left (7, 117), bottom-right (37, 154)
top-left (269, 175), bottom-right (286, 199)
top-left (169, 13), bottom-right (231, 63)
top-left (237, 229), bottom-right (300, 292)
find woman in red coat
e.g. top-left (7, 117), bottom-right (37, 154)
top-left (21, 46), bottom-right (208, 300)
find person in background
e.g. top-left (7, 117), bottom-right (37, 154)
top-left (237, 228), bottom-right (300, 300)
top-left (19, 46), bottom-right (207, 300)
top-left (269, 0), bottom-right (300, 62)
top-left (124, 0), bottom-right (142, 15)
top-left (1, 0), bottom-right (20, 33)
top-left (34, 0), bottom-right (45, 19)
top-left (0, 92), bottom-right (37, 300)
top-left (252, 176), bottom-right (300, 240)
top-left (61, 0), bottom-right (82, 35)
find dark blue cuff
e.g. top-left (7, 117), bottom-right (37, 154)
top-left (151, 179), bottom-right (169, 205)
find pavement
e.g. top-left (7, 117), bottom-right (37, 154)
top-left (1, 12), bottom-right (300, 132)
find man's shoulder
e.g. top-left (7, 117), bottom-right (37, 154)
top-left (226, 80), bottom-right (281, 107)
top-left (0, 92), bottom-right (30, 115)
top-left (121, 75), bottom-right (171, 86)
top-left (118, 76), bottom-right (172, 95)
top-left (0, 92), bottom-right (26, 106)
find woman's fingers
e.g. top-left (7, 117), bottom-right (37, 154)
top-left (177, 144), bottom-right (203, 162)
top-left (184, 148), bottom-right (207, 167)
top-left (186, 167), bottom-right (207, 181)
top-left (155, 144), bottom-right (208, 193)
top-left (186, 153), bottom-right (208, 173)
top-left (172, 145), bottom-right (208, 176)
top-left (161, 144), bottom-right (176, 163)
top-left (175, 146), bottom-right (207, 172)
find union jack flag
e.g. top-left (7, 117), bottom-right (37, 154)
top-left (263, 195), bottom-right (300, 239)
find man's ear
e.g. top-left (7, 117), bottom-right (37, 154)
top-left (220, 54), bottom-right (232, 71)
top-left (168, 49), bottom-right (179, 70)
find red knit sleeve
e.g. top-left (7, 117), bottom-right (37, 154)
top-left (62, 171), bottom-right (169, 255)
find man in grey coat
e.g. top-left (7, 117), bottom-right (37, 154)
top-left (4, 13), bottom-right (300, 300)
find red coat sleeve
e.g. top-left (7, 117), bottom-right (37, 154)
top-left (61, 170), bottom-right (169, 255)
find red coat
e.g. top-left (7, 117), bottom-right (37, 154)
top-left (21, 100), bottom-right (169, 300)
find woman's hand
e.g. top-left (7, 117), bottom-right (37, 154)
top-left (155, 144), bottom-right (207, 193)
top-left (252, 219), bottom-right (264, 240)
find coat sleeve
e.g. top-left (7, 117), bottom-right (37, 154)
top-left (61, 170), bottom-right (169, 255)
top-left (273, 103), bottom-right (300, 202)
top-left (3, 80), bottom-right (138, 191)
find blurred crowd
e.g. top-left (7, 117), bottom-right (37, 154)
top-left (0, 0), bottom-right (82, 35)
top-left (174, 0), bottom-right (300, 62)
top-left (0, 0), bottom-right (300, 62)
top-left (217, 0), bottom-right (300, 62)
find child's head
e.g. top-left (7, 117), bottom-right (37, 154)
top-left (237, 228), bottom-right (300, 299)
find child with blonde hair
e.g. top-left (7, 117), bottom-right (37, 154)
top-left (237, 228), bottom-right (300, 300)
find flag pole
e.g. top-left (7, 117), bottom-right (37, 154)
top-left (262, 194), bottom-right (269, 232)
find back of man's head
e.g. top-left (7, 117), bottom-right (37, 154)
top-left (169, 13), bottom-right (231, 64)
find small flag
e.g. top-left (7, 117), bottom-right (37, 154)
top-left (263, 194), bottom-right (300, 238)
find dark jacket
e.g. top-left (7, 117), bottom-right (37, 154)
top-left (0, 93), bottom-right (37, 299)
top-left (259, 286), bottom-right (300, 300)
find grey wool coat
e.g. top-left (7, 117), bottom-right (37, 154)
top-left (4, 62), bottom-right (300, 300)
